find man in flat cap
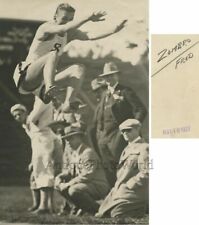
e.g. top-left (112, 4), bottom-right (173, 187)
top-left (55, 124), bottom-right (110, 216)
top-left (90, 62), bottom-right (147, 186)
top-left (96, 119), bottom-right (149, 218)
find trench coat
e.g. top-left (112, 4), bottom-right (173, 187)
top-left (97, 138), bottom-right (149, 218)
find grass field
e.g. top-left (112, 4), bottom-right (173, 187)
top-left (0, 186), bottom-right (148, 224)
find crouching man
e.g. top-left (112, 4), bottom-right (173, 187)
top-left (96, 119), bottom-right (149, 218)
top-left (55, 124), bottom-right (110, 215)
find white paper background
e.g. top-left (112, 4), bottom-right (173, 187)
top-left (150, 0), bottom-right (199, 224)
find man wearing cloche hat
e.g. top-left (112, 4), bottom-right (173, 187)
top-left (55, 123), bottom-right (110, 215)
top-left (90, 61), bottom-right (147, 186)
top-left (96, 119), bottom-right (149, 218)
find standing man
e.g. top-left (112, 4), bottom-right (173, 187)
top-left (89, 78), bottom-right (107, 156)
top-left (90, 62), bottom-right (147, 186)
top-left (96, 119), bottom-right (149, 218)
top-left (10, 99), bottom-right (63, 214)
top-left (13, 3), bottom-right (127, 104)
top-left (10, 104), bottom-right (40, 212)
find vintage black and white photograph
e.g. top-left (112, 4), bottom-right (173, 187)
top-left (0, 0), bottom-right (148, 224)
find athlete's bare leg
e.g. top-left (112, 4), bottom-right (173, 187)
top-left (21, 51), bottom-right (59, 92)
top-left (19, 56), bottom-right (85, 105)
top-left (54, 64), bottom-right (85, 110)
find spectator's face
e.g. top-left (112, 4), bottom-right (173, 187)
top-left (65, 134), bottom-right (80, 149)
top-left (104, 73), bottom-right (119, 87)
top-left (121, 127), bottom-right (140, 142)
top-left (56, 128), bottom-right (64, 136)
top-left (56, 9), bottom-right (75, 24)
top-left (12, 110), bottom-right (27, 124)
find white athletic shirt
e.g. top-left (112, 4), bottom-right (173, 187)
top-left (26, 22), bottom-right (68, 63)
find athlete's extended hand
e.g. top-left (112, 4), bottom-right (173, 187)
top-left (114, 19), bottom-right (128, 33)
top-left (89, 11), bottom-right (107, 22)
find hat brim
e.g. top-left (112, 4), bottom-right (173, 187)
top-left (99, 70), bottom-right (120, 77)
top-left (10, 107), bottom-right (27, 114)
top-left (48, 121), bottom-right (70, 129)
top-left (62, 131), bottom-right (84, 139)
top-left (120, 124), bottom-right (141, 131)
top-left (120, 126), bottom-right (133, 131)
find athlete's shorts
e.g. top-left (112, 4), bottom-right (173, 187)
top-left (13, 61), bottom-right (44, 97)
top-left (13, 61), bottom-right (85, 97)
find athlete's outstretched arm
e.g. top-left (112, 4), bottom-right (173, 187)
top-left (85, 19), bottom-right (127, 41)
top-left (37, 11), bottom-right (107, 41)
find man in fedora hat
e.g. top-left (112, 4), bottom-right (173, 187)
top-left (55, 123), bottom-right (110, 215)
top-left (96, 119), bottom-right (149, 218)
top-left (90, 61), bottom-right (147, 186)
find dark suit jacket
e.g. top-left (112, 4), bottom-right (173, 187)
top-left (89, 84), bottom-right (147, 160)
top-left (96, 84), bottom-right (147, 129)
top-left (111, 84), bottom-right (147, 124)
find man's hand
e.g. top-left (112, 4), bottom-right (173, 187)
top-left (114, 19), bottom-right (128, 33)
top-left (54, 176), bottom-right (62, 188)
top-left (89, 11), bottom-right (107, 22)
top-left (59, 182), bottom-right (71, 192)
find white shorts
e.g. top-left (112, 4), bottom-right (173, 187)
top-left (13, 61), bottom-right (44, 96)
top-left (13, 61), bottom-right (84, 97)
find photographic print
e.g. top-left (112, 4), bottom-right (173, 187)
top-left (152, 34), bottom-right (199, 138)
top-left (0, 0), bottom-right (148, 224)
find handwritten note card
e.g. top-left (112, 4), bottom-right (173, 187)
top-left (152, 35), bottom-right (199, 138)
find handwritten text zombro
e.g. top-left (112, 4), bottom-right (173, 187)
top-left (157, 39), bottom-right (193, 69)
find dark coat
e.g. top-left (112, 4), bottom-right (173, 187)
top-left (97, 139), bottom-right (149, 218)
top-left (96, 84), bottom-right (146, 127)
top-left (89, 84), bottom-right (147, 161)
top-left (110, 84), bottom-right (147, 124)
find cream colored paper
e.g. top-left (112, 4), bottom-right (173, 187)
top-left (152, 34), bottom-right (199, 138)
